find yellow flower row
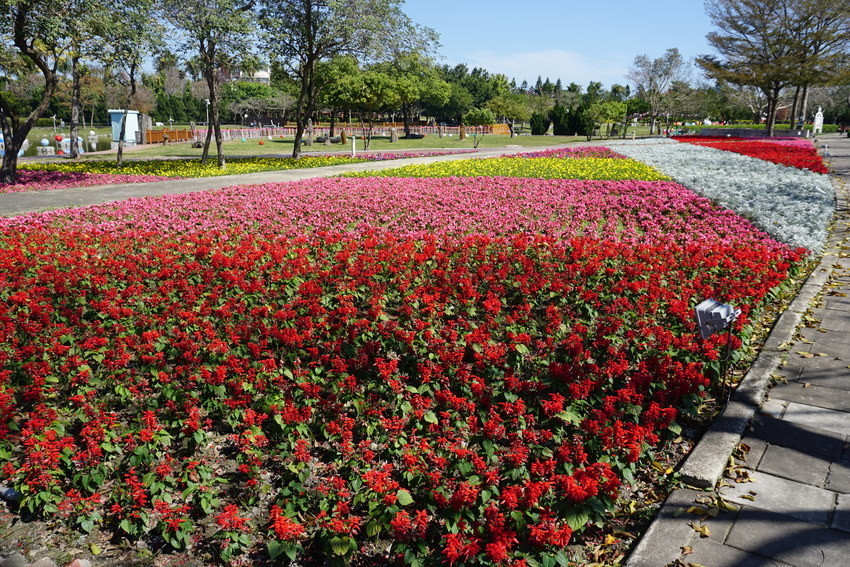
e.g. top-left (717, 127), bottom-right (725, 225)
top-left (21, 155), bottom-right (366, 178)
top-left (344, 157), bottom-right (670, 181)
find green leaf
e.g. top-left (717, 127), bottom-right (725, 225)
top-left (514, 343), bottom-right (529, 354)
top-left (330, 536), bottom-right (349, 556)
top-left (267, 540), bottom-right (287, 560)
top-left (423, 411), bottom-right (438, 424)
top-left (555, 410), bottom-right (582, 425)
top-left (396, 489), bottom-right (414, 506)
top-left (566, 508), bottom-right (590, 531)
top-left (366, 520), bottom-right (381, 537)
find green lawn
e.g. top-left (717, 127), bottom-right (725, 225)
top-left (24, 124), bottom-right (656, 161)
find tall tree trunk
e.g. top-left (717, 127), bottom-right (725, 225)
top-left (789, 85), bottom-right (800, 129)
top-left (201, 126), bottom-right (212, 163)
top-left (800, 85), bottom-right (810, 128)
top-left (329, 110), bottom-right (336, 137)
top-left (402, 104), bottom-right (411, 137)
top-left (205, 70), bottom-right (225, 168)
top-left (765, 86), bottom-right (782, 137)
top-left (0, 117), bottom-right (21, 184)
top-left (70, 53), bottom-right (81, 159)
top-left (116, 61), bottom-right (139, 169)
top-left (117, 109), bottom-right (128, 168)
top-left (0, 58), bottom-right (58, 183)
top-left (292, 58), bottom-right (318, 159)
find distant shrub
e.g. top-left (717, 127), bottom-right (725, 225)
top-left (530, 112), bottom-right (550, 135)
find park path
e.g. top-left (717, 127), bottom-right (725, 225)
top-left (627, 132), bottom-right (850, 567)
top-left (0, 145), bottom-right (549, 217)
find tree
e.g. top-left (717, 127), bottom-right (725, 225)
top-left (96, 0), bottom-right (160, 168)
top-left (381, 53), bottom-right (449, 137)
top-left (258, 0), bottom-right (437, 158)
top-left (162, 0), bottom-right (257, 168)
top-left (462, 107), bottom-right (495, 148)
top-left (337, 65), bottom-right (398, 150)
top-left (0, 0), bottom-right (67, 183)
top-left (64, 0), bottom-right (109, 158)
top-left (318, 55), bottom-right (361, 136)
top-left (627, 48), bottom-right (689, 134)
top-left (785, 0), bottom-right (850, 127)
top-left (698, 0), bottom-right (799, 136)
top-left (486, 94), bottom-right (531, 137)
top-left (529, 112), bottom-right (550, 135)
top-left (423, 77), bottom-right (473, 123)
top-left (462, 67), bottom-right (510, 108)
top-left (584, 100), bottom-right (627, 140)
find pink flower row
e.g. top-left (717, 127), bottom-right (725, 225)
top-left (0, 170), bottom-right (178, 194)
top-left (2, 176), bottom-right (791, 252)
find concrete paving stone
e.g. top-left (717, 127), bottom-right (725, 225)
top-left (783, 401), bottom-right (850, 437)
top-left (757, 445), bottom-right (831, 487)
top-left (704, 502), bottom-right (741, 543)
top-left (827, 459), bottom-right (850, 494)
top-left (685, 539), bottom-right (793, 567)
top-left (719, 470), bottom-right (836, 525)
top-left (798, 326), bottom-right (849, 350)
top-left (790, 331), bottom-right (849, 358)
top-left (834, 493), bottom-right (850, 532)
top-left (759, 398), bottom-right (787, 419)
top-left (725, 506), bottom-right (850, 567)
top-left (738, 436), bottom-right (768, 468)
top-left (824, 294), bottom-right (850, 311)
top-left (819, 310), bottom-right (850, 333)
top-left (748, 414), bottom-right (845, 459)
top-left (786, 357), bottom-right (850, 390)
top-left (768, 380), bottom-right (850, 412)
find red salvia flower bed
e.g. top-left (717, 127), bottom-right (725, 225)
top-left (672, 136), bottom-right (828, 173)
top-left (0, 216), bottom-right (803, 564)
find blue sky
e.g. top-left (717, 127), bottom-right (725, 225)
top-left (403, 0), bottom-right (716, 90)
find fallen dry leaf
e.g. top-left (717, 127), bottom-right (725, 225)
top-left (688, 521), bottom-right (710, 538)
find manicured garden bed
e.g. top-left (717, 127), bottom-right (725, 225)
top-left (0, 146), bottom-right (825, 565)
top-left (1, 152), bottom-right (472, 194)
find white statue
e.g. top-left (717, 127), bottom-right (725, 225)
top-left (813, 107), bottom-right (824, 134)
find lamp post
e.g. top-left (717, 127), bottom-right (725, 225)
top-left (168, 117), bottom-right (174, 130)
top-left (204, 99), bottom-right (210, 126)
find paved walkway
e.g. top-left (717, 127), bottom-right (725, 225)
top-left (628, 133), bottom-right (850, 567)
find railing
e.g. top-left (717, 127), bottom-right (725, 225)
top-left (145, 129), bottom-right (194, 143)
top-left (189, 124), bottom-right (504, 142)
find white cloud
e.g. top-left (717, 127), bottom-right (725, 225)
top-left (460, 49), bottom-right (630, 89)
